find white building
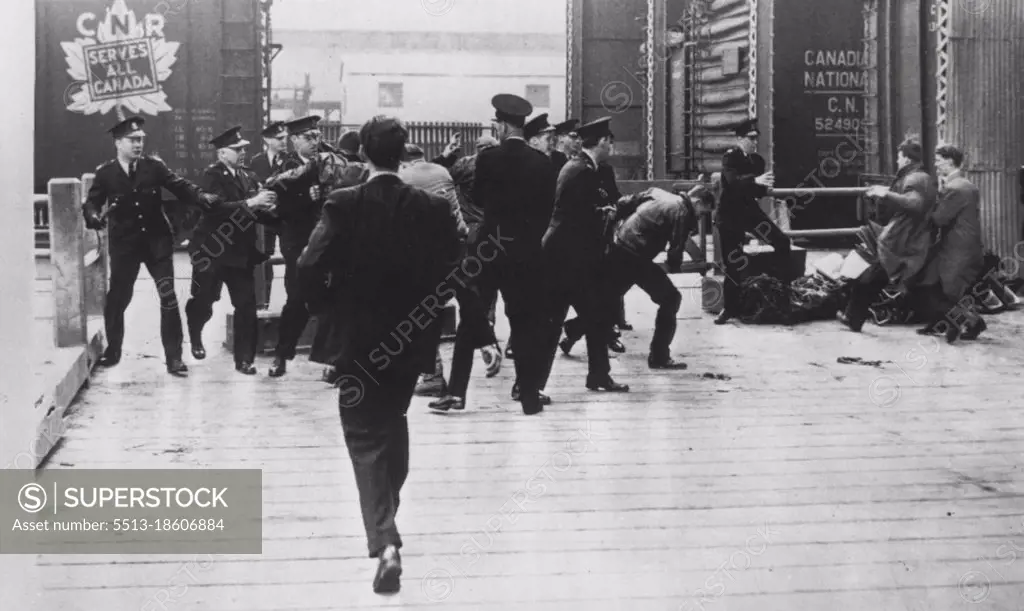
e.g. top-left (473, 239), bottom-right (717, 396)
top-left (270, 0), bottom-right (567, 124)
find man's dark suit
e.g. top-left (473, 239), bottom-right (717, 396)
top-left (297, 173), bottom-right (461, 559)
top-left (473, 137), bottom-right (556, 411)
top-left (248, 150), bottom-right (287, 305)
top-left (185, 161), bottom-right (274, 366)
top-left (83, 155), bottom-right (217, 362)
top-left (716, 148), bottom-right (791, 316)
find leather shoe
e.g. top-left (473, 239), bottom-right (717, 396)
top-left (372, 545), bottom-right (402, 594)
top-left (191, 341), bottom-right (206, 360)
top-left (504, 343), bottom-right (514, 358)
top-left (586, 377), bottom-right (629, 392)
top-left (166, 358), bottom-right (188, 375)
top-left (649, 357), bottom-right (688, 370)
top-left (713, 311), bottom-right (733, 325)
top-left (268, 357), bottom-right (287, 377)
top-left (428, 395), bottom-right (465, 412)
top-left (235, 362), bottom-right (257, 375)
top-left (608, 339), bottom-right (626, 353)
top-left (618, 322), bottom-right (633, 331)
top-left (521, 395), bottom-right (543, 415)
top-left (559, 336), bottom-right (577, 356)
top-left (511, 385), bottom-right (551, 405)
top-left (961, 318), bottom-right (987, 340)
top-left (837, 311), bottom-right (864, 332)
top-left (98, 349), bottom-right (121, 367)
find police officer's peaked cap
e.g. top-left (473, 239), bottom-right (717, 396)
top-left (109, 116), bottom-right (146, 139)
top-left (491, 94), bottom-right (533, 127)
top-left (210, 125), bottom-right (249, 149)
top-left (553, 119), bottom-right (579, 136)
top-left (734, 118), bottom-right (759, 137)
top-left (261, 121), bottom-right (288, 138)
top-left (524, 113), bottom-right (555, 141)
top-left (575, 117), bottom-right (614, 141)
top-left (284, 115), bottom-right (323, 135)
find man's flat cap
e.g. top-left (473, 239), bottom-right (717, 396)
top-left (491, 94), bottom-right (533, 127)
top-left (575, 117), bottom-right (613, 141)
top-left (109, 116), bottom-right (146, 139)
top-left (284, 115), bottom-right (322, 135)
top-left (210, 125), bottom-right (249, 149)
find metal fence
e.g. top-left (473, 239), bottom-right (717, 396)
top-left (321, 121), bottom-right (488, 163)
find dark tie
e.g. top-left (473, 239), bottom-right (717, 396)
top-left (128, 162), bottom-right (137, 180)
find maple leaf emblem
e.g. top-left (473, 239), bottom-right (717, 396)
top-left (62, 0), bottom-right (179, 117)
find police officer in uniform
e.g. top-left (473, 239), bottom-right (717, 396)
top-left (524, 112), bottom-right (556, 159)
top-left (83, 116), bottom-right (224, 375)
top-left (474, 94), bottom-right (557, 415)
top-left (553, 119), bottom-right (580, 168)
top-left (541, 117), bottom-right (637, 393)
top-left (263, 115), bottom-right (353, 377)
top-left (184, 126), bottom-right (279, 374)
top-left (714, 118), bottom-right (788, 325)
top-left (249, 121), bottom-right (289, 305)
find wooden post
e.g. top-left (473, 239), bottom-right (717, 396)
top-left (80, 173), bottom-right (107, 319)
top-left (48, 178), bottom-right (88, 348)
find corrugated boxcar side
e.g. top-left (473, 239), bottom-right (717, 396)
top-left (576, 0), bottom-right (649, 180)
top-left (943, 0), bottom-right (1024, 271)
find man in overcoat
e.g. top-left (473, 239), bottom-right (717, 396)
top-left (841, 137), bottom-right (938, 332)
top-left (916, 144), bottom-right (986, 341)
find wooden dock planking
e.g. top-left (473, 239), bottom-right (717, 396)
top-left (24, 252), bottom-right (1024, 610)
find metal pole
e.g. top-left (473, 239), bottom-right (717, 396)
top-left (770, 187), bottom-right (871, 197)
top-left (784, 228), bottom-right (863, 238)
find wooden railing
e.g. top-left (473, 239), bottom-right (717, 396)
top-left (43, 175), bottom-right (109, 348)
top-left (321, 121), bottom-right (488, 163)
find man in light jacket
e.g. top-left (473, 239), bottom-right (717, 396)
top-left (840, 137), bottom-right (938, 332)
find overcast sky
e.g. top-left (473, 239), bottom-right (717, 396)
top-left (271, 0), bottom-right (567, 34)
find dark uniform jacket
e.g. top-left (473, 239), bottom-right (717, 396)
top-left (551, 149), bottom-right (569, 177)
top-left (717, 148), bottom-right (770, 229)
top-left (188, 161), bottom-right (275, 271)
top-left (297, 174), bottom-right (462, 372)
top-left (83, 155), bottom-right (213, 258)
top-left (264, 150), bottom-right (361, 261)
top-left (248, 151), bottom-right (286, 183)
top-left (473, 137), bottom-right (556, 261)
top-left (542, 153), bottom-right (644, 286)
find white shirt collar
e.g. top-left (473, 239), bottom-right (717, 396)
top-left (368, 169), bottom-right (401, 181)
top-left (119, 158), bottom-right (136, 175)
top-left (582, 149), bottom-right (600, 168)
